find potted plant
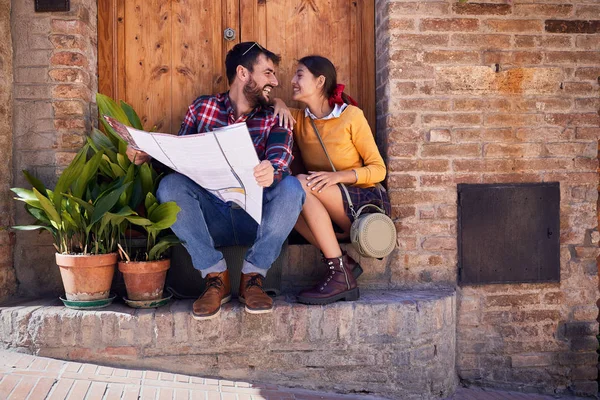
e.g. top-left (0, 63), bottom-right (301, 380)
top-left (95, 93), bottom-right (181, 303)
top-left (11, 144), bottom-right (136, 302)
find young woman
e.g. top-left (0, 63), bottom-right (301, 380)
top-left (281, 55), bottom-right (390, 305)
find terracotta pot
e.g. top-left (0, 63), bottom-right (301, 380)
top-left (118, 259), bottom-right (170, 301)
top-left (56, 253), bottom-right (118, 301)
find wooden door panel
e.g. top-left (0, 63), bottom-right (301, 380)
top-left (240, 0), bottom-right (375, 132)
top-left (172, 0), bottom-right (227, 133)
top-left (122, 0), bottom-right (172, 132)
top-left (98, 0), bottom-right (375, 133)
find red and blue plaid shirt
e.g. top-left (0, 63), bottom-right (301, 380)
top-left (178, 92), bottom-right (293, 186)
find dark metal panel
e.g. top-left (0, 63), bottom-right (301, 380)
top-left (35, 0), bottom-right (70, 12)
top-left (458, 182), bottom-right (560, 285)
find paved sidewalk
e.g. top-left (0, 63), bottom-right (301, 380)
top-left (0, 350), bottom-right (591, 400)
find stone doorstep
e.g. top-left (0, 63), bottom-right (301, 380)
top-left (0, 289), bottom-right (457, 400)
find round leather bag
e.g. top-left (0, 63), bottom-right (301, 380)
top-left (350, 204), bottom-right (397, 258)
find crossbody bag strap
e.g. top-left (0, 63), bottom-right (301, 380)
top-left (309, 118), bottom-right (357, 219)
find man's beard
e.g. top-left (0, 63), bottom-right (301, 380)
top-left (243, 77), bottom-right (274, 108)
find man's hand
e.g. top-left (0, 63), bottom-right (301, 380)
top-left (273, 98), bottom-right (296, 130)
top-left (254, 160), bottom-right (275, 187)
top-left (126, 147), bottom-right (151, 166)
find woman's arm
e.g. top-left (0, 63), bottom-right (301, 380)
top-left (350, 109), bottom-right (387, 185)
top-left (273, 98), bottom-right (298, 130)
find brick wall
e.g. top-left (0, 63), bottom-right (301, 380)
top-left (11, 0), bottom-right (98, 296)
top-left (377, 0), bottom-right (600, 395)
top-left (0, 0), bottom-right (16, 302)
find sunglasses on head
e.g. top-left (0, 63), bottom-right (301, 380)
top-left (242, 42), bottom-right (264, 56)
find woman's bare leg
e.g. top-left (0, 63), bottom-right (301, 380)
top-left (296, 175), bottom-right (352, 258)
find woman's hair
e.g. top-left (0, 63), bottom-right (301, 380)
top-left (298, 55), bottom-right (352, 104)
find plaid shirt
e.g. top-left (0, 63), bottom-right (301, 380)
top-left (178, 92), bottom-right (293, 186)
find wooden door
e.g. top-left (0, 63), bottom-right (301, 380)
top-left (98, 0), bottom-right (375, 133)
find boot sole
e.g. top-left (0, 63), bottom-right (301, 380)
top-left (238, 297), bottom-right (273, 314)
top-left (352, 264), bottom-right (363, 279)
top-left (191, 294), bottom-right (232, 321)
top-left (297, 287), bottom-right (360, 305)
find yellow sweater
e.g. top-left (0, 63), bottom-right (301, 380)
top-left (291, 105), bottom-right (386, 188)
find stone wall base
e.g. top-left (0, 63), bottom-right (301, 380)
top-left (0, 289), bottom-right (457, 400)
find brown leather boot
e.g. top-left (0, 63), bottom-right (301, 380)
top-left (192, 270), bottom-right (231, 320)
top-left (239, 273), bottom-right (273, 314)
top-left (297, 253), bottom-right (360, 305)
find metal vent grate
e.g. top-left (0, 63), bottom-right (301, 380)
top-left (458, 182), bottom-right (560, 285)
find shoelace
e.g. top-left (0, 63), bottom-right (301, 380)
top-left (245, 274), bottom-right (264, 290)
top-left (205, 276), bottom-right (224, 290)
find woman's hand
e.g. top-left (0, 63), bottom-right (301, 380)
top-left (306, 171), bottom-right (343, 193)
top-left (273, 98), bottom-right (296, 130)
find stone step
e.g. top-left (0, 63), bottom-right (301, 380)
top-left (0, 289), bottom-right (457, 400)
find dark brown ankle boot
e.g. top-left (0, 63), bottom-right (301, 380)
top-left (297, 253), bottom-right (360, 305)
top-left (320, 251), bottom-right (363, 279)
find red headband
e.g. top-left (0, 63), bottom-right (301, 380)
top-left (328, 84), bottom-right (358, 107)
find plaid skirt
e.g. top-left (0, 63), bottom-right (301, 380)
top-left (338, 183), bottom-right (392, 222)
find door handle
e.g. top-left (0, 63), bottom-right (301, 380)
top-left (224, 28), bottom-right (236, 41)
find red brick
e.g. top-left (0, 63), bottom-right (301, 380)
top-left (385, 113), bottom-right (416, 128)
top-left (389, 49), bottom-right (419, 63)
top-left (51, 19), bottom-right (88, 35)
top-left (485, 113), bottom-right (542, 127)
top-left (396, 99), bottom-right (452, 111)
top-left (389, 18), bottom-right (415, 31)
top-left (457, 128), bottom-right (514, 142)
top-left (420, 174), bottom-right (480, 187)
top-left (558, 352), bottom-right (597, 366)
top-left (511, 98), bottom-right (572, 112)
top-left (391, 206), bottom-right (416, 220)
top-left (575, 127), bottom-right (600, 140)
top-left (513, 310), bottom-right (562, 323)
top-left (545, 20), bottom-right (600, 34)
top-left (453, 3), bottom-right (511, 16)
top-left (484, 19), bottom-right (543, 33)
top-left (48, 68), bottom-right (90, 84)
top-left (393, 81), bottom-right (417, 95)
top-left (511, 354), bottom-right (554, 368)
top-left (515, 127), bottom-right (572, 141)
top-left (389, 128), bottom-right (423, 142)
top-left (387, 174), bottom-right (417, 189)
top-left (423, 50), bottom-right (480, 64)
top-left (575, 5), bottom-right (600, 19)
top-left (52, 100), bottom-right (85, 116)
top-left (541, 36), bottom-right (573, 48)
top-left (451, 34), bottom-right (511, 49)
top-left (483, 51), bottom-right (543, 65)
top-left (429, 129), bottom-right (451, 142)
top-left (421, 143), bottom-right (481, 157)
top-left (388, 159), bottom-right (450, 173)
top-left (545, 113), bottom-right (600, 126)
top-left (453, 159), bottom-right (515, 173)
top-left (563, 82), bottom-right (595, 95)
top-left (422, 113), bottom-right (482, 126)
top-left (575, 98), bottom-right (600, 112)
top-left (389, 2), bottom-right (449, 16)
top-left (389, 142), bottom-right (418, 157)
top-left (546, 143), bottom-right (596, 158)
top-left (485, 294), bottom-right (539, 308)
top-left (544, 51), bottom-right (600, 65)
top-left (52, 84), bottom-right (92, 101)
top-left (390, 64), bottom-right (435, 80)
top-left (575, 67), bottom-right (600, 81)
top-left (54, 118), bottom-right (86, 130)
top-left (390, 34), bottom-right (449, 48)
top-left (544, 173), bottom-right (597, 184)
top-left (484, 143), bottom-right (544, 158)
top-left (515, 4), bottom-right (573, 17)
top-left (49, 34), bottom-right (87, 50)
top-left (389, 189), bottom-right (456, 206)
top-left (576, 36), bottom-right (600, 50)
top-left (420, 18), bottom-right (479, 32)
top-left (482, 173), bottom-right (543, 183)
top-left (50, 52), bottom-right (88, 67)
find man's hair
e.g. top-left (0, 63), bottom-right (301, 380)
top-left (225, 42), bottom-right (281, 84)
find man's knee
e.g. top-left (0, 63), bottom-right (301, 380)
top-left (156, 173), bottom-right (186, 203)
top-left (277, 176), bottom-right (306, 204)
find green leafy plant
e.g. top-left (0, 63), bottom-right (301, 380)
top-left (11, 144), bottom-right (136, 254)
top-left (96, 93), bottom-right (181, 261)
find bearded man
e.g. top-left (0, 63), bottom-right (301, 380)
top-left (126, 42), bottom-right (304, 320)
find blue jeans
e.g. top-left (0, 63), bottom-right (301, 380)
top-left (157, 173), bottom-right (305, 277)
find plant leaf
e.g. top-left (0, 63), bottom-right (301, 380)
top-left (90, 182), bottom-right (132, 225)
top-left (22, 171), bottom-right (47, 195)
top-left (148, 235), bottom-right (180, 261)
top-left (120, 100), bottom-right (144, 130)
top-left (148, 202), bottom-right (181, 230)
top-left (33, 188), bottom-right (61, 226)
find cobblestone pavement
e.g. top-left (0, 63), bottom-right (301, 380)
top-left (0, 350), bottom-right (591, 400)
